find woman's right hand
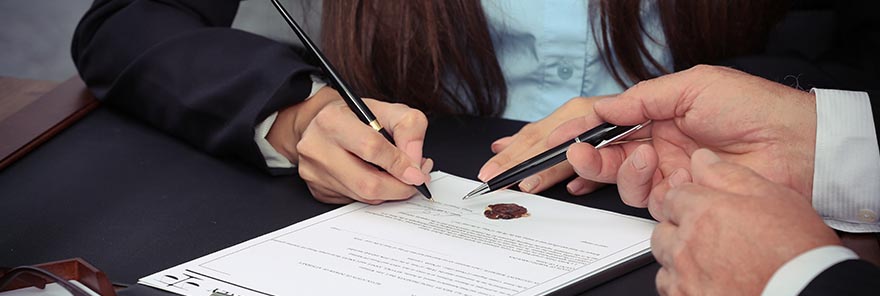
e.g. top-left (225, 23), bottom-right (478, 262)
top-left (267, 87), bottom-right (433, 204)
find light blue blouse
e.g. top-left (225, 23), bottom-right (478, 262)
top-left (242, 0), bottom-right (675, 167)
top-left (236, 0), bottom-right (673, 122)
top-left (481, 0), bottom-right (673, 122)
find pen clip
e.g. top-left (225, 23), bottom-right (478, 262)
top-left (593, 120), bottom-right (651, 149)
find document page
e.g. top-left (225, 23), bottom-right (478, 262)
top-left (138, 172), bottom-right (655, 296)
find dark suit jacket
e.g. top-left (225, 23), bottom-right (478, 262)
top-left (720, 1), bottom-right (880, 293)
top-left (720, 1), bottom-right (880, 294)
top-left (721, 0), bottom-right (880, 132)
top-left (802, 259), bottom-right (880, 295)
top-left (71, 0), bottom-right (879, 293)
top-left (72, 0), bottom-right (317, 175)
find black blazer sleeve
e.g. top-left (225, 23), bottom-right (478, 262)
top-left (717, 0), bottom-right (880, 139)
top-left (71, 0), bottom-right (319, 174)
top-left (800, 259), bottom-right (880, 295)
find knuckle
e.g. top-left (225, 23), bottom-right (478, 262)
top-left (358, 136), bottom-right (386, 161)
top-left (311, 108), bottom-right (331, 125)
top-left (388, 153), bottom-right (412, 175)
top-left (295, 136), bottom-right (316, 157)
top-left (632, 79), bottom-right (653, 90)
top-left (655, 268), bottom-right (675, 296)
top-left (690, 64), bottom-right (731, 77)
top-left (354, 176), bottom-right (384, 200)
top-left (308, 187), bottom-right (330, 202)
top-left (519, 123), bottom-right (541, 136)
top-left (402, 109), bottom-right (428, 127)
top-left (491, 154), bottom-right (511, 167)
top-left (388, 102), bottom-right (407, 110)
top-left (690, 64), bottom-right (715, 73)
top-left (313, 104), bottom-right (341, 126)
top-left (297, 165), bottom-right (317, 183)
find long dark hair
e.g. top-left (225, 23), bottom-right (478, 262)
top-left (322, 1), bottom-right (506, 117)
top-left (593, 0), bottom-right (790, 86)
top-left (322, 0), bottom-right (789, 117)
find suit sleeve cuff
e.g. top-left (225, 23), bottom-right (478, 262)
top-left (254, 77), bottom-right (327, 169)
top-left (762, 245), bottom-right (858, 296)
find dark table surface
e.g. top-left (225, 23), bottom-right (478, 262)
top-left (0, 107), bottom-right (659, 295)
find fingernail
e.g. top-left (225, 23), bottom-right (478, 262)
top-left (490, 141), bottom-right (503, 152)
top-left (520, 176), bottom-right (540, 193)
top-left (478, 162), bottom-right (499, 181)
top-left (403, 167), bottom-right (425, 185)
top-left (697, 149), bottom-right (721, 164)
top-left (567, 179), bottom-right (584, 194)
top-left (668, 169), bottom-right (689, 188)
top-left (631, 148), bottom-right (647, 170)
top-left (421, 158), bottom-right (433, 175)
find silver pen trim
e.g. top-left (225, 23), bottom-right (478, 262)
top-left (593, 120), bottom-right (651, 149)
top-left (462, 183), bottom-right (490, 200)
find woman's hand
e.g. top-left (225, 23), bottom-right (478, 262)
top-left (477, 96), bottom-right (609, 195)
top-left (267, 87), bottom-right (432, 204)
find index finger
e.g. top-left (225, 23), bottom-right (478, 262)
top-left (593, 65), bottom-right (732, 126)
top-left (366, 101), bottom-right (429, 167)
top-left (329, 114), bottom-right (426, 186)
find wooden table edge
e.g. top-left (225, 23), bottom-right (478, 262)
top-left (0, 76), bottom-right (99, 170)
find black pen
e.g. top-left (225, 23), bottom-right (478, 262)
top-left (270, 0), bottom-right (432, 199)
top-left (462, 121), bottom-right (650, 199)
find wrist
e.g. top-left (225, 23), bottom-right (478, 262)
top-left (789, 89), bottom-right (817, 200)
top-left (266, 86), bottom-right (342, 162)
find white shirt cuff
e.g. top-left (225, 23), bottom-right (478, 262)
top-left (762, 245), bottom-right (857, 296)
top-left (812, 88), bottom-right (880, 232)
top-left (254, 76), bottom-right (327, 169)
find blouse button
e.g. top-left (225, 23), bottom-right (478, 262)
top-left (557, 63), bottom-right (573, 80)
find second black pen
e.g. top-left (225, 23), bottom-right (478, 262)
top-left (463, 121), bottom-right (650, 199)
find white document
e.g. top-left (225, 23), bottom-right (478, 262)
top-left (138, 172), bottom-right (655, 296)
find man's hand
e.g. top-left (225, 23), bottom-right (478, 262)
top-left (557, 65), bottom-right (817, 219)
top-left (652, 149), bottom-right (840, 295)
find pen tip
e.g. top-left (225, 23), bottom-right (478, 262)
top-left (418, 185), bottom-right (432, 200)
top-left (462, 183), bottom-right (489, 200)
